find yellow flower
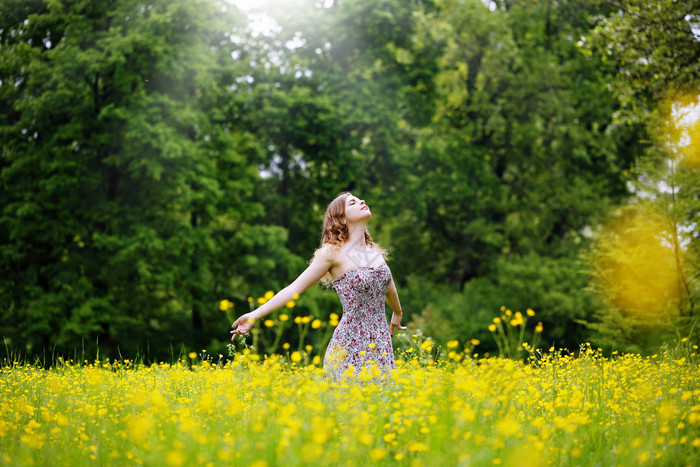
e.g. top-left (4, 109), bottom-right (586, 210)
top-left (292, 293), bottom-right (300, 300)
top-left (282, 343), bottom-right (290, 350)
top-left (165, 450), bottom-right (185, 467)
top-left (493, 317), bottom-right (501, 324)
top-left (188, 352), bottom-right (197, 359)
top-left (291, 352), bottom-right (302, 362)
top-left (447, 340), bottom-right (459, 349)
top-left (311, 319), bottom-right (322, 329)
top-left (264, 290), bottom-right (275, 300)
top-left (526, 308), bottom-right (535, 316)
top-left (264, 320), bottom-right (274, 328)
top-left (305, 345), bottom-right (313, 352)
top-left (535, 322), bottom-right (543, 333)
top-left (285, 301), bottom-right (296, 308)
top-left (369, 448), bottom-right (386, 461)
top-left (408, 442), bottom-right (429, 452)
top-left (488, 324), bottom-right (497, 332)
top-left (279, 313), bottom-right (289, 321)
top-left (301, 316), bottom-right (311, 324)
top-left (218, 299), bottom-right (232, 311)
top-left (257, 297), bottom-right (266, 305)
top-left (247, 296), bottom-right (253, 302)
top-left (470, 339), bottom-right (480, 346)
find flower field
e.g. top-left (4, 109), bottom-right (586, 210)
top-left (1, 343), bottom-right (699, 467)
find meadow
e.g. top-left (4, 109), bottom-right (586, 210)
top-left (1, 337), bottom-right (699, 467)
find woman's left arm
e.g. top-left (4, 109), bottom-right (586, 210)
top-left (386, 277), bottom-right (407, 336)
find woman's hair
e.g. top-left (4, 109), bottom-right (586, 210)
top-left (316, 191), bottom-right (386, 286)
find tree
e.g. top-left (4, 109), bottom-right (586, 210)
top-left (586, 0), bottom-right (700, 117)
top-left (230, 0), bottom-right (440, 258)
top-left (579, 0), bottom-right (700, 351)
top-left (0, 0), bottom-right (261, 358)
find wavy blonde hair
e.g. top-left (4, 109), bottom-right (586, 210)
top-left (316, 192), bottom-right (386, 285)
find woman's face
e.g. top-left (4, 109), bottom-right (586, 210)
top-left (343, 194), bottom-right (371, 223)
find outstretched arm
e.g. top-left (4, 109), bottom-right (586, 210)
top-left (386, 277), bottom-right (407, 336)
top-left (231, 247), bottom-right (334, 338)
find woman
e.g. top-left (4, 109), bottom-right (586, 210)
top-left (231, 192), bottom-right (406, 380)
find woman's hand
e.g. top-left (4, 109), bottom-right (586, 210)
top-left (390, 309), bottom-right (407, 337)
top-left (231, 313), bottom-right (257, 339)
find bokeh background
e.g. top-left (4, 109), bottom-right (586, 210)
top-left (1, 0), bottom-right (698, 361)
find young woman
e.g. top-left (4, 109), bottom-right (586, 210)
top-left (231, 192), bottom-right (406, 380)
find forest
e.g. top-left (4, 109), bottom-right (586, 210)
top-left (1, 0), bottom-right (698, 361)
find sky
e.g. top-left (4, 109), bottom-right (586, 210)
top-left (227, 0), bottom-right (280, 35)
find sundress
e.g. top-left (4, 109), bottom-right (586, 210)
top-left (323, 264), bottom-right (395, 381)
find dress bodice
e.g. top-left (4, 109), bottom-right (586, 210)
top-left (332, 264), bottom-right (392, 317)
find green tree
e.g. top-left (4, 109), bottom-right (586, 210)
top-left (375, 0), bottom-right (637, 349)
top-left (231, 0), bottom-right (440, 258)
top-left (579, 0), bottom-right (699, 351)
top-left (0, 0), bottom-right (261, 358)
top-left (586, 0), bottom-right (700, 117)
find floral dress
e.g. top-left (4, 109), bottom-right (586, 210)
top-left (323, 264), bottom-right (395, 381)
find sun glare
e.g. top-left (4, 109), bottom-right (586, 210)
top-left (592, 206), bottom-right (686, 323)
top-left (662, 93), bottom-right (700, 169)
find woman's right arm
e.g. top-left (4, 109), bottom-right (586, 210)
top-left (231, 246), bottom-right (334, 338)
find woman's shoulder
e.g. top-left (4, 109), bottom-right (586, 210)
top-left (369, 242), bottom-right (388, 259)
top-left (313, 243), bottom-right (341, 263)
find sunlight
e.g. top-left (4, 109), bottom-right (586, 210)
top-left (227, 0), bottom-right (281, 36)
top-left (591, 206), bottom-right (687, 323)
top-left (663, 93), bottom-right (700, 168)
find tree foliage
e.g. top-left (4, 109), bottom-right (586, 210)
top-left (578, 0), bottom-right (700, 351)
top-left (0, 0), bottom-right (262, 357)
top-left (587, 0), bottom-right (700, 115)
top-left (1, 0), bottom-right (695, 359)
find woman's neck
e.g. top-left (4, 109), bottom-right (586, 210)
top-left (346, 222), bottom-right (367, 248)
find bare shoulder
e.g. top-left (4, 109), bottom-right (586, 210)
top-left (370, 243), bottom-right (389, 260)
top-left (312, 243), bottom-right (339, 265)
